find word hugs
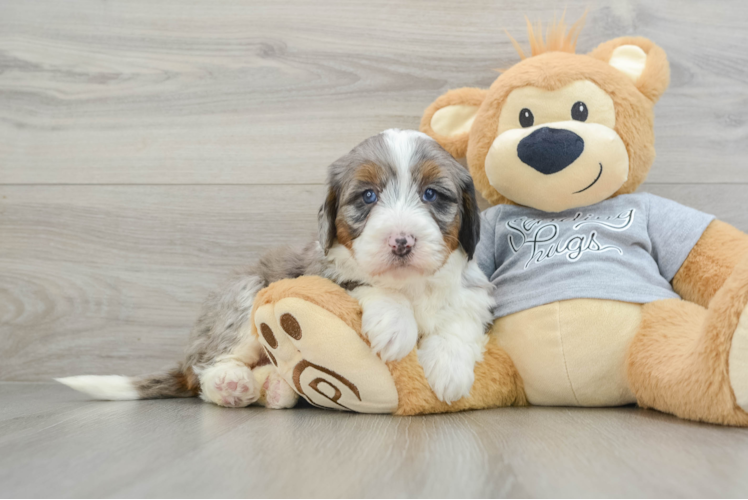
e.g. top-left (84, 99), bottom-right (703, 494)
top-left (506, 210), bottom-right (636, 269)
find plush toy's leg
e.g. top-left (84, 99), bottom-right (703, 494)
top-left (627, 258), bottom-right (748, 426)
top-left (250, 276), bottom-right (526, 415)
top-left (251, 276), bottom-right (400, 413)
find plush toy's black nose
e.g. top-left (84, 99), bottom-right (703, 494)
top-left (517, 127), bottom-right (584, 175)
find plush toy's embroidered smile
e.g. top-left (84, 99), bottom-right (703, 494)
top-left (574, 163), bottom-right (603, 193)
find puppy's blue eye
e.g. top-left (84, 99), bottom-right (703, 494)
top-left (422, 188), bottom-right (437, 202)
top-left (362, 189), bottom-right (378, 204)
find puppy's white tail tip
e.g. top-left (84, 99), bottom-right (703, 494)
top-left (55, 375), bottom-right (140, 401)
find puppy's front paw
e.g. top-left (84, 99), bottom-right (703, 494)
top-left (417, 336), bottom-right (476, 403)
top-left (361, 299), bottom-right (418, 362)
top-left (251, 364), bottom-right (299, 409)
top-left (262, 371), bottom-right (299, 409)
top-left (199, 360), bottom-right (259, 408)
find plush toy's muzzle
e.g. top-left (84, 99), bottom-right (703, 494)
top-left (485, 117), bottom-right (629, 212)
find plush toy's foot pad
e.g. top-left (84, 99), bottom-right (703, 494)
top-left (252, 278), bottom-right (399, 413)
top-left (730, 302), bottom-right (748, 412)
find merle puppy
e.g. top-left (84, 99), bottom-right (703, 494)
top-left (59, 129), bottom-right (494, 407)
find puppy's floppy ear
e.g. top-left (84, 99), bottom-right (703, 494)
top-left (420, 88), bottom-right (487, 159)
top-left (587, 37), bottom-right (670, 104)
top-left (457, 170), bottom-right (481, 260)
top-left (317, 185), bottom-right (338, 254)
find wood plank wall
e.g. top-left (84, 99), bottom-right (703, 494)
top-left (1, 0), bottom-right (747, 380)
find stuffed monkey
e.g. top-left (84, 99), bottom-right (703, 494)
top-left (252, 18), bottom-right (748, 425)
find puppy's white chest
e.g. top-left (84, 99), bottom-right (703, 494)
top-left (407, 288), bottom-right (449, 336)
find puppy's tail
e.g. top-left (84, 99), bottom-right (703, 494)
top-left (55, 366), bottom-right (199, 401)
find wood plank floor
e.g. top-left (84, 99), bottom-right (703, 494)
top-left (1, 383), bottom-right (747, 498)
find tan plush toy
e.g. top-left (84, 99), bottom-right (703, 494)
top-left (251, 18), bottom-right (748, 425)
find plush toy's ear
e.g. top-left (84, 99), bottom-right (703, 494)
top-left (588, 37), bottom-right (670, 103)
top-left (420, 88), bottom-right (487, 158)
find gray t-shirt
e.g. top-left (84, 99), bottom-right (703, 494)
top-left (477, 193), bottom-right (714, 318)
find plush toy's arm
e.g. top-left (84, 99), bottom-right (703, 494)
top-left (251, 276), bottom-right (526, 414)
top-left (672, 220), bottom-right (748, 308)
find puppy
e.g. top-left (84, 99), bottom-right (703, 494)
top-left (58, 129), bottom-right (494, 407)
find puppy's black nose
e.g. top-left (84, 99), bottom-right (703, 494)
top-left (389, 234), bottom-right (414, 257)
top-left (517, 127), bottom-right (584, 175)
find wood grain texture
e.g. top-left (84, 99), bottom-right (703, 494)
top-left (2, 184), bottom-right (747, 381)
top-left (1, 383), bottom-right (748, 498)
top-left (1, 0), bottom-right (747, 185)
top-left (1, 1), bottom-right (748, 383)
top-left (2, 3), bottom-right (748, 495)
top-left (0, 185), bottom-right (323, 380)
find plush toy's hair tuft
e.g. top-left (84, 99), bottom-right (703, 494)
top-left (505, 10), bottom-right (587, 60)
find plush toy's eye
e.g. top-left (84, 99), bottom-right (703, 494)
top-left (362, 189), bottom-right (378, 204)
top-left (519, 108), bottom-right (534, 128)
top-left (422, 188), bottom-right (437, 202)
top-left (571, 101), bottom-right (588, 122)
